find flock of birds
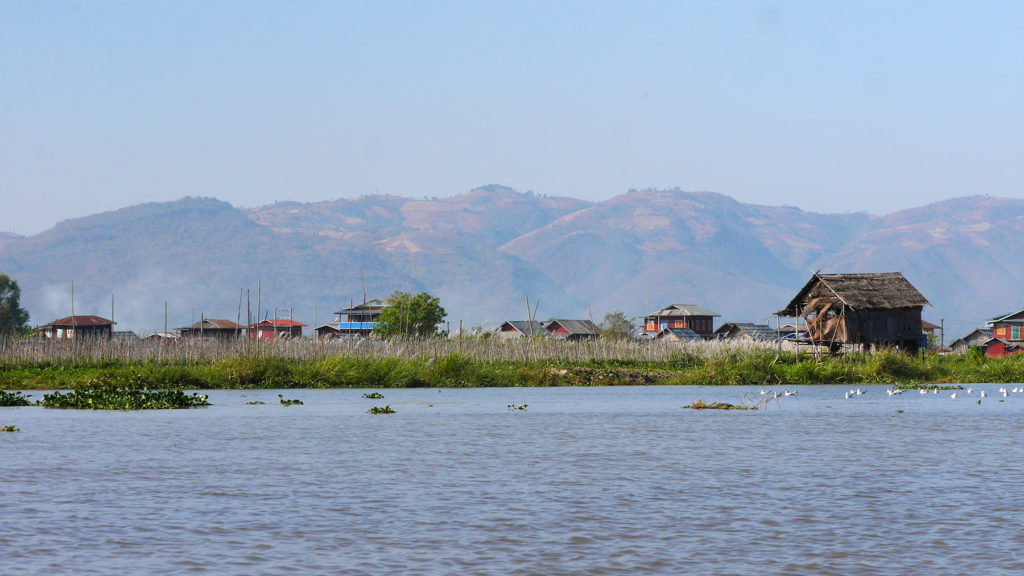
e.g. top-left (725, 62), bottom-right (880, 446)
top-left (843, 386), bottom-right (1024, 401)
top-left (756, 386), bottom-right (1024, 402)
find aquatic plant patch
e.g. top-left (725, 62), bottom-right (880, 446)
top-left (1, 424), bottom-right (19, 432)
top-left (40, 381), bottom-right (209, 410)
top-left (362, 392), bottom-right (384, 399)
top-left (0, 390), bottom-right (32, 406)
top-left (368, 405), bottom-right (395, 414)
top-left (278, 394), bottom-right (303, 405)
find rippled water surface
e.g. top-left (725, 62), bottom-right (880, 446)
top-left (4, 385), bottom-right (1024, 575)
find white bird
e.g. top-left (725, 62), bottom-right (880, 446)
top-left (951, 392), bottom-right (957, 399)
top-left (919, 389), bottom-right (929, 395)
top-left (981, 390), bottom-right (988, 398)
top-left (933, 389), bottom-right (938, 394)
top-left (845, 391), bottom-right (852, 399)
top-left (967, 388), bottom-right (973, 394)
top-left (1003, 390), bottom-right (1009, 398)
top-left (784, 390), bottom-right (798, 397)
top-left (999, 387), bottom-right (1007, 394)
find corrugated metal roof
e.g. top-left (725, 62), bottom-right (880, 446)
top-left (497, 321), bottom-right (547, 335)
top-left (655, 327), bottom-right (703, 341)
top-left (337, 298), bottom-right (389, 314)
top-left (252, 319), bottom-right (308, 327)
top-left (546, 319), bottom-right (601, 335)
top-left (988, 310), bottom-right (1024, 323)
top-left (715, 322), bottom-right (780, 341)
top-left (649, 304), bottom-right (720, 318)
top-left (178, 319), bottom-right (246, 330)
top-left (779, 272), bottom-right (930, 315)
top-left (42, 315), bottom-right (115, 327)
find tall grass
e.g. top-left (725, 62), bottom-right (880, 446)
top-left (2, 336), bottom-right (1024, 388)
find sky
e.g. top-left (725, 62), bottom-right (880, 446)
top-left (2, 1), bottom-right (1023, 235)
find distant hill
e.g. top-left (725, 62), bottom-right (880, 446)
top-left (0, 186), bottom-right (1015, 339)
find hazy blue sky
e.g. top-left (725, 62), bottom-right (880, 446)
top-left (3, 1), bottom-right (1023, 235)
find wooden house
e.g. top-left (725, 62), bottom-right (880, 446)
top-left (40, 315), bottom-right (115, 339)
top-left (643, 304), bottom-right (718, 338)
top-left (332, 298), bottom-right (390, 337)
top-left (315, 323), bottom-right (342, 341)
top-left (249, 319), bottom-right (307, 340)
top-left (777, 272), bottom-right (931, 352)
top-left (949, 328), bottom-right (993, 354)
top-left (142, 332), bottom-right (178, 344)
top-left (544, 319), bottom-right (601, 341)
top-left (981, 337), bottom-right (1024, 358)
top-left (178, 318), bottom-right (246, 339)
top-left (494, 321), bottom-right (548, 339)
top-left (986, 310), bottom-right (1024, 342)
top-left (713, 322), bottom-right (780, 342)
top-left (654, 327), bottom-right (703, 342)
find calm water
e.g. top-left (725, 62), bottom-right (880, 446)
top-left (3, 385), bottom-right (1024, 575)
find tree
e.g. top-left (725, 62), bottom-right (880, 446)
top-left (0, 274), bottom-right (30, 337)
top-left (373, 291), bottom-right (447, 338)
top-left (599, 310), bottom-right (633, 340)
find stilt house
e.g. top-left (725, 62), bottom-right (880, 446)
top-left (777, 272), bottom-right (931, 352)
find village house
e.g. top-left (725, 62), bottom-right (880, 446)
top-left (777, 272), bottom-right (931, 353)
top-left (320, 298), bottom-right (390, 338)
top-left (178, 318), bottom-right (246, 339)
top-left (986, 310), bottom-right (1024, 342)
top-left (949, 328), bottom-right (993, 354)
top-left (654, 327), bottom-right (703, 342)
top-left (494, 320), bottom-right (548, 339)
top-left (713, 322), bottom-right (781, 342)
top-left (249, 318), bottom-right (307, 340)
top-left (921, 320), bottom-right (942, 347)
top-left (643, 304), bottom-right (719, 338)
top-left (40, 315), bottom-right (115, 339)
top-left (142, 331), bottom-right (179, 344)
top-left (776, 323), bottom-right (809, 339)
top-left (544, 319), bottom-right (601, 341)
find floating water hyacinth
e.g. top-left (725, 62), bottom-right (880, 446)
top-left (0, 390), bottom-right (32, 407)
top-left (40, 380), bottom-right (209, 410)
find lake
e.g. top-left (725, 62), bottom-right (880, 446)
top-left (3, 384), bottom-right (1024, 575)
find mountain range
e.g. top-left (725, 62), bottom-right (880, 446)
top-left (0, 185), bottom-right (1018, 339)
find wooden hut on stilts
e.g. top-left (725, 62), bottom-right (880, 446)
top-left (777, 272), bottom-right (931, 354)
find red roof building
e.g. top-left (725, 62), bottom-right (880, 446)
top-left (40, 315), bottom-right (116, 340)
top-left (249, 319), bottom-right (307, 340)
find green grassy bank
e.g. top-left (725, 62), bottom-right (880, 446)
top-left (2, 347), bottom-right (1023, 390)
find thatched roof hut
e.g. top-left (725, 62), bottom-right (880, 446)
top-left (778, 272), bottom-right (930, 351)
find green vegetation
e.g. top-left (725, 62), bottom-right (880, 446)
top-left (0, 274), bottom-right (31, 337)
top-left (362, 392), bottom-right (384, 399)
top-left (368, 405), bottom-right (395, 414)
top-left (39, 379), bottom-right (209, 410)
top-left (599, 310), bottom-right (632, 340)
top-left (278, 394), bottom-right (303, 406)
top-left (0, 390), bottom-right (32, 406)
top-left (3, 337), bottom-right (1024, 389)
top-left (507, 403), bottom-right (528, 410)
top-left (373, 291), bottom-right (447, 338)
top-left (1, 425), bottom-right (18, 432)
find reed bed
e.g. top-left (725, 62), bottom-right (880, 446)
top-left (0, 334), bottom-right (798, 365)
top-left (1, 336), bottom-right (1022, 389)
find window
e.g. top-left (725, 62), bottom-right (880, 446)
top-left (1014, 325), bottom-right (1020, 340)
